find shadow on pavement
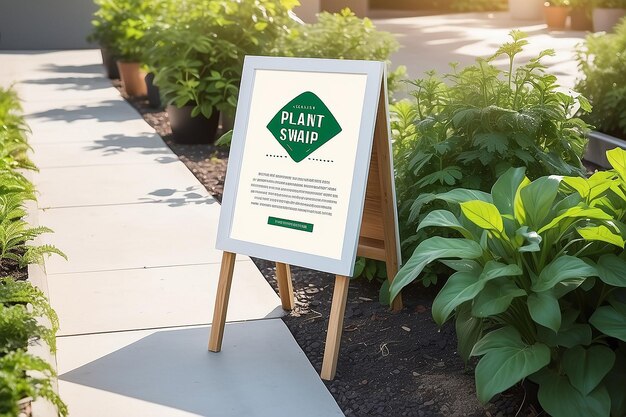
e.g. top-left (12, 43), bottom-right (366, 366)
top-left (28, 101), bottom-right (140, 123)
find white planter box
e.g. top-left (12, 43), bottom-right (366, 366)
top-left (592, 7), bottom-right (626, 32)
top-left (584, 130), bottom-right (626, 169)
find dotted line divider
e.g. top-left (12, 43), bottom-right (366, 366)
top-left (265, 154), bottom-right (334, 163)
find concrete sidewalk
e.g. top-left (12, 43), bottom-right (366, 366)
top-left (0, 50), bottom-right (344, 417)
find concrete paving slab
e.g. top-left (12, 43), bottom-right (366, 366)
top-left (40, 201), bottom-right (223, 275)
top-left (38, 162), bottom-right (211, 208)
top-left (49, 262), bottom-right (283, 336)
top-left (30, 134), bottom-right (176, 168)
top-left (373, 11), bottom-right (585, 88)
top-left (57, 321), bottom-right (344, 417)
top-left (16, 77), bottom-right (120, 104)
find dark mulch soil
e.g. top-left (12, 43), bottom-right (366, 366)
top-left (1, 259), bottom-right (28, 282)
top-left (119, 87), bottom-right (539, 417)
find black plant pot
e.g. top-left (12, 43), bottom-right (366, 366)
top-left (100, 47), bottom-right (119, 79)
top-left (144, 73), bottom-right (162, 109)
top-left (167, 104), bottom-right (220, 144)
top-left (570, 7), bottom-right (593, 31)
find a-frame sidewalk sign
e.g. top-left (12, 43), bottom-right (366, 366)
top-left (209, 55), bottom-right (403, 380)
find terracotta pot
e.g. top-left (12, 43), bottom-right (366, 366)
top-left (593, 7), bottom-right (626, 32)
top-left (144, 72), bottom-right (161, 109)
top-left (116, 61), bottom-right (147, 97)
top-left (100, 47), bottom-right (119, 79)
top-left (570, 7), bottom-right (593, 30)
top-left (544, 5), bottom-right (570, 29)
top-left (167, 104), bottom-right (220, 144)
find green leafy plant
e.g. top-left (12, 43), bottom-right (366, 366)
top-left (0, 194), bottom-right (66, 268)
top-left (576, 18), bottom-right (626, 138)
top-left (0, 350), bottom-right (67, 417)
top-left (389, 147), bottom-right (626, 417)
top-left (89, 0), bottom-right (168, 61)
top-left (278, 8), bottom-right (405, 94)
top-left (147, 0), bottom-right (298, 118)
top-left (394, 30), bottom-right (590, 286)
top-left (0, 277), bottom-right (59, 334)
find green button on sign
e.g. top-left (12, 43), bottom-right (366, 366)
top-left (268, 216), bottom-right (314, 233)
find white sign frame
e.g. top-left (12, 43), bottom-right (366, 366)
top-left (216, 56), bottom-right (385, 277)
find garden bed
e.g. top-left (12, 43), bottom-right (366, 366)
top-left (120, 88), bottom-right (538, 417)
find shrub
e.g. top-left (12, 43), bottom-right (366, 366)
top-left (389, 147), bottom-right (626, 417)
top-left (394, 31), bottom-right (590, 285)
top-left (575, 17), bottom-right (626, 138)
top-left (147, 0), bottom-right (298, 118)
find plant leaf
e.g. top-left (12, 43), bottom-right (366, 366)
top-left (562, 345), bottom-right (615, 396)
top-left (537, 206), bottom-right (612, 234)
top-left (519, 175), bottom-right (561, 229)
top-left (471, 277), bottom-right (526, 317)
top-left (605, 353), bottom-right (626, 417)
top-left (607, 147), bottom-right (626, 184)
top-left (460, 201), bottom-right (503, 233)
top-left (472, 327), bottom-right (550, 404)
top-left (491, 167), bottom-right (526, 216)
top-left (389, 237), bottom-right (484, 303)
top-left (596, 254), bottom-right (626, 287)
top-left (532, 255), bottom-right (598, 292)
top-left (528, 290), bottom-right (561, 333)
top-left (577, 225), bottom-right (625, 248)
top-left (416, 210), bottom-right (471, 238)
top-left (455, 302), bottom-right (483, 363)
top-left (589, 304), bottom-right (626, 342)
top-left (536, 370), bottom-right (611, 417)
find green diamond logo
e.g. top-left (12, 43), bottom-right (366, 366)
top-left (267, 91), bottom-right (342, 163)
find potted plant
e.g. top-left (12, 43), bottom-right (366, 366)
top-left (146, 0), bottom-right (297, 144)
top-left (544, 0), bottom-right (571, 29)
top-left (576, 18), bottom-right (626, 166)
top-left (592, 0), bottom-right (626, 31)
top-left (88, 0), bottom-right (121, 79)
top-left (389, 148), bottom-right (626, 416)
top-left (570, 0), bottom-right (594, 30)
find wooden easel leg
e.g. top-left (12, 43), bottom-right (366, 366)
top-left (387, 263), bottom-right (403, 312)
top-left (208, 251), bottom-right (237, 352)
top-left (321, 275), bottom-right (350, 380)
top-left (275, 262), bottom-right (294, 310)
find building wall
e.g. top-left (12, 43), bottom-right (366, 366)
top-left (0, 0), bottom-right (97, 50)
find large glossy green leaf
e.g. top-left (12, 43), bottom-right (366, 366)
top-left (416, 210), bottom-right (471, 238)
top-left (562, 176), bottom-right (590, 198)
top-left (472, 327), bottom-right (550, 404)
top-left (432, 261), bottom-right (521, 324)
top-left (536, 370), bottom-right (611, 417)
top-left (577, 225), bottom-right (625, 248)
top-left (435, 188), bottom-right (493, 205)
top-left (519, 175), bottom-right (561, 229)
top-left (532, 255), bottom-right (598, 292)
top-left (596, 254), bottom-right (626, 287)
top-left (460, 201), bottom-right (503, 233)
top-left (589, 304), bottom-right (626, 342)
top-left (439, 259), bottom-right (481, 273)
top-left (513, 176), bottom-right (531, 224)
top-left (537, 323), bottom-right (592, 348)
top-left (607, 147), bottom-right (626, 183)
top-left (389, 237), bottom-right (484, 303)
top-left (491, 167), bottom-right (526, 216)
top-left (528, 290), bottom-right (561, 333)
top-left (472, 277), bottom-right (526, 317)
top-left (455, 302), bottom-right (483, 363)
top-left (562, 345), bottom-right (615, 396)
top-left (537, 206), bottom-right (613, 234)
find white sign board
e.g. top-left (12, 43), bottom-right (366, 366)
top-left (216, 56), bottom-right (385, 276)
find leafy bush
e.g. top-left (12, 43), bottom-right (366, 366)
top-left (278, 8), bottom-right (405, 93)
top-left (450, 0), bottom-right (507, 11)
top-left (146, 0), bottom-right (298, 118)
top-left (389, 147), bottom-right (626, 417)
top-left (394, 31), bottom-right (590, 285)
top-left (0, 86), bottom-right (66, 415)
top-left (575, 18), bottom-right (626, 138)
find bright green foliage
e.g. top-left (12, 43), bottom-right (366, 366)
top-left (576, 18), bottom-right (626, 137)
top-left (278, 8), bottom-right (405, 94)
top-left (450, 0), bottom-right (507, 11)
top-left (0, 87), bottom-right (66, 415)
top-left (394, 31), bottom-right (591, 285)
top-left (146, 0), bottom-right (298, 118)
top-left (0, 350), bottom-right (67, 417)
top-left (390, 147), bottom-right (626, 416)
